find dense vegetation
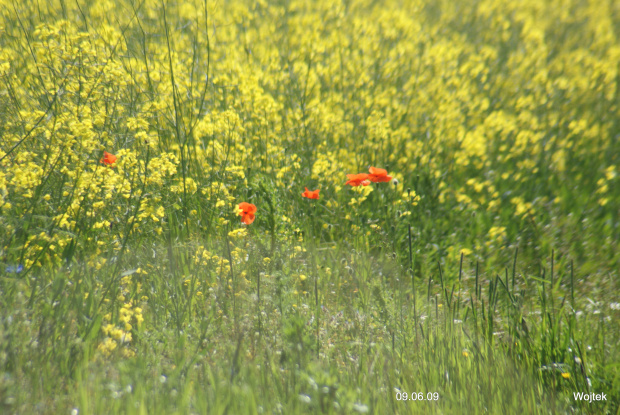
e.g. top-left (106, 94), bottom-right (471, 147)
top-left (1, 0), bottom-right (618, 413)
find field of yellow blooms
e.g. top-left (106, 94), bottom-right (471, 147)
top-left (1, 0), bottom-right (619, 413)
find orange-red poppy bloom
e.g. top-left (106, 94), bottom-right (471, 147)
top-left (345, 173), bottom-right (370, 186)
top-left (238, 202), bottom-right (257, 225)
top-left (368, 167), bottom-right (392, 183)
top-left (302, 187), bottom-right (320, 199)
top-left (100, 151), bottom-right (117, 166)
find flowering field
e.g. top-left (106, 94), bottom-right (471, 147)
top-left (1, 0), bottom-right (619, 413)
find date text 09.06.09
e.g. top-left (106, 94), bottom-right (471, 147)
top-left (395, 391), bottom-right (439, 401)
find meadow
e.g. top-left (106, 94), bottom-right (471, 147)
top-left (0, 0), bottom-right (619, 413)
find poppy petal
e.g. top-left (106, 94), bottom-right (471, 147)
top-left (369, 166), bottom-right (387, 176)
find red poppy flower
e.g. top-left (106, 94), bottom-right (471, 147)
top-left (238, 202), bottom-right (257, 225)
top-left (368, 166), bottom-right (392, 183)
top-left (345, 173), bottom-right (370, 186)
top-left (100, 151), bottom-right (117, 166)
top-left (302, 187), bottom-right (320, 199)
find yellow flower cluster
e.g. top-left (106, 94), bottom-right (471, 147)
top-left (2, 0), bottom-right (618, 266)
top-left (1, 0), bottom-right (619, 365)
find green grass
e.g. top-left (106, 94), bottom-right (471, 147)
top-left (1, 236), bottom-right (618, 414)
